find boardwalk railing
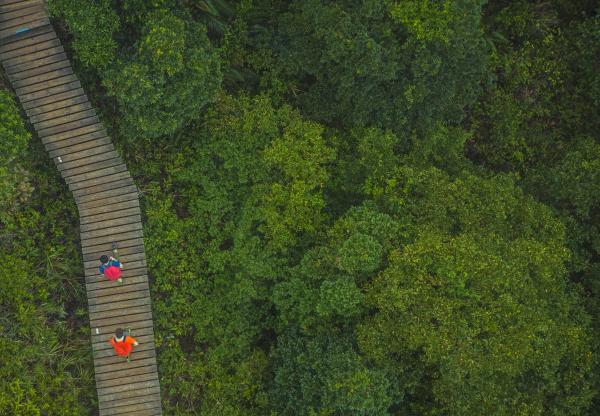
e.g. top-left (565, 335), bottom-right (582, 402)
top-left (0, 1), bottom-right (163, 414)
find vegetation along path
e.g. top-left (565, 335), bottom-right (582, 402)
top-left (0, 1), bottom-right (162, 414)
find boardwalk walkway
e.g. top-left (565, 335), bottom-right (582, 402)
top-left (0, 1), bottom-right (162, 414)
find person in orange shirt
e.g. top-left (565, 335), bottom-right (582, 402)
top-left (109, 327), bottom-right (139, 362)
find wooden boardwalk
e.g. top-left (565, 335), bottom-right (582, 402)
top-left (0, 1), bottom-right (162, 415)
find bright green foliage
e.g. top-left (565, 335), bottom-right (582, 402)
top-left (271, 332), bottom-right (391, 416)
top-left (358, 166), bottom-right (595, 415)
top-left (204, 94), bottom-right (334, 252)
top-left (104, 11), bottom-right (222, 139)
top-left (48, 0), bottom-right (119, 69)
top-left (260, 117), bottom-right (335, 250)
top-left (338, 233), bottom-right (382, 275)
top-left (527, 138), bottom-right (600, 276)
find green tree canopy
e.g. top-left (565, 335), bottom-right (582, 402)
top-left (357, 166), bottom-right (595, 415)
top-left (103, 10), bottom-right (222, 139)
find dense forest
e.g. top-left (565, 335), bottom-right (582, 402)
top-left (1, 0), bottom-right (599, 414)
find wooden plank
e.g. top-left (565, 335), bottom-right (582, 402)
top-left (79, 193), bottom-right (140, 219)
top-left (13, 65), bottom-right (73, 89)
top-left (85, 272), bottom-right (148, 292)
top-left (94, 335), bottom-right (155, 356)
top-left (4, 49), bottom-right (65, 75)
top-left (0, 35), bottom-right (58, 63)
top-left (97, 373), bottom-right (159, 394)
top-left (8, 57), bottom-right (70, 81)
top-left (44, 132), bottom-right (109, 154)
top-left (94, 345), bottom-right (155, 366)
top-left (0, 9), bottom-right (47, 31)
top-left (74, 178), bottom-right (136, 203)
top-left (91, 314), bottom-right (153, 338)
top-left (3, 40), bottom-right (62, 68)
top-left (85, 259), bottom-right (147, 278)
top-left (84, 251), bottom-right (145, 271)
top-left (25, 86), bottom-right (84, 116)
top-left (79, 214), bottom-right (142, 237)
top-left (93, 335), bottom-right (155, 359)
top-left (39, 113), bottom-right (100, 137)
top-left (15, 72), bottom-right (76, 95)
top-left (93, 333), bottom-right (155, 356)
top-left (96, 374), bottom-right (159, 396)
top-left (70, 170), bottom-right (131, 191)
top-left (90, 303), bottom-right (152, 324)
top-left (80, 214), bottom-right (141, 234)
top-left (96, 374), bottom-right (158, 394)
top-left (91, 321), bottom-right (154, 345)
top-left (0, 3), bottom-right (44, 22)
top-left (95, 355), bottom-right (157, 375)
top-left (95, 348), bottom-right (156, 370)
top-left (79, 199), bottom-right (140, 217)
top-left (86, 262), bottom-right (148, 280)
top-left (88, 283), bottom-right (149, 300)
top-left (81, 221), bottom-right (143, 241)
top-left (42, 122), bottom-right (105, 145)
top-left (49, 140), bottom-right (111, 162)
top-left (0, 1), bottom-right (44, 14)
top-left (86, 269), bottom-right (148, 288)
top-left (57, 150), bottom-right (119, 172)
top-left (0, 35), bottom-right (58, 61)
top-left (38, 116), bottom-right (100, 140)
top-left (0, 0), bottom-right (33, 6)
top-left (20, 80), bottom-right (84, 107)
top-left (95, 347), bottom-right (156, 366)
top-left (75, 184), bottom-right (138, 207)
top-left (60, 156), bottom-right (122, 179)
top-left (106, 403), bottom-right (162, 416)
top-left (20, 80), bottom-right (81, 108)
top-left (93, 342), bottom-right (155, 362)
top-left (82, 242), bottom-right (145, 263)
top-left (82, 238), bottom-right (145, 261)
top-left (83, 268), bottom-right (148, 285)
top-left (32, 100), bottom-right (92, 125)
top-left (82, 231), bottom-right (145, 253)
top-left (86, 267), bottom-right (148, 286)
top-left (91, 319), bottom-right (154, 343)
top-left (36, 109), bottom-right (97, 134)
top-left (27, 92), bottom-right (86, 117)
top-left (99, 399), bottom-right (161, 416)
top-left (65, 162), bottom-right (127, 184)
top-left (88, 296), bottom-right (150, 315)
top-left (0, 18), bottom-right (49, 43)
top-left (96, 385), bottom-right (160, 405)
top-left (0, 24), bottom-right (52, 53)
top-left (87, 288), bottom-right (150, 307)
top-left (98, 390), bottom-right (159, 410)
top-left (0, 17), bottom-right (51, 43)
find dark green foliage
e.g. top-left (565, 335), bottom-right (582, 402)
top-left (0, 91), bottom-right (31, 211)
top-left (104, 11), bottom-right (222, 139)
top-left (48, 0), bottom-right (119, 69)
top-left (230, 0), bottom-right (489, 137)
top-left (271, 331), bottom-right (391, 415)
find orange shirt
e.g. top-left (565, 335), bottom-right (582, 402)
top-left (109, 335), bottom-right (137, 357)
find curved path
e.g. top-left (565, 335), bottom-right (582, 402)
top-left (0, 1), bottom-right (162, 415)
